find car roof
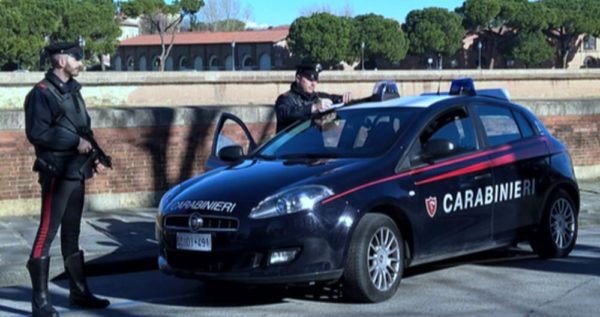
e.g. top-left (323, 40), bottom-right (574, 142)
top-left (340, 78), bottom-right (512, 111)
top-left (344, 94), bottom-right (459, 110)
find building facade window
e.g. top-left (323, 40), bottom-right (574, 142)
top-left (242, 55), bottom-right (254, 70)
top-left (259, 53), bottom-right (271, 70)
top-left (139, 56), bottom-right (147, 71)
top-left (152, 56), bottom-right (160, 70)
top-left (209, 55), bottom-right (220, 70)
top-left (179, 56), bottom-right (189, 70)
top-left (225, 55), bottom-right (233, 70)
top-left (126, 56), bottom-right (135, 71)
top-left (166, 56), bottom-right (174, 70)
top-left (584, 35), bottom-right (597, 51)
top-left (193, 56), bottom-right (203, 70)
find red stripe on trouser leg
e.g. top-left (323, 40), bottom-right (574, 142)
top-left (32, 177), bottom-right (56, 258)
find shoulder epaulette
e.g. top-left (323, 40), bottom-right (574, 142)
top-left (35, 82), bottom-right (48, 90)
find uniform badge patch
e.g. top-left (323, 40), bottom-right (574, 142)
top-left (425, 196), bottom-right (437, 218)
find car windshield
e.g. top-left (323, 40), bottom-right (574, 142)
top-left (256, 108), bottom-right (421, 159)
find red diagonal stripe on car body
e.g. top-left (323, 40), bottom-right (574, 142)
top-left (321, 137), bottom-right (549, 205)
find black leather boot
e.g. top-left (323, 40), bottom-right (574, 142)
top-left (27, 257), bottom-right (60, 317)
top-left (64, 251), bottom-right (110, 309)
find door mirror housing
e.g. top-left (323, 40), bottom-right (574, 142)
top-left (218, 145), bottom-right (244, 162)
top-left (420, 139), bottom-right (456, 163)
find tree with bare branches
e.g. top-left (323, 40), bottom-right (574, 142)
top-left (120, 0), bottom-right (204, 71)
top-left (196, 0), bottom-right (252, 32)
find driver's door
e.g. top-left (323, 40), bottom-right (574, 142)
top-left (205, 112), bottom-right (258, 170)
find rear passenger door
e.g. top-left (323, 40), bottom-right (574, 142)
top-left (472, 104), bottom-right (548, 243)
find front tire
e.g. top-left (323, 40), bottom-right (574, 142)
top-left (342, 214), bottom-right (404, 303)
top-left (530, 189), bottom-right (578, 258)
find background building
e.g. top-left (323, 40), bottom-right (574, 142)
top-left (112, 26), bottom-right (292, 71)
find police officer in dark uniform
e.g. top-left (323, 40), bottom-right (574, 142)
top-left (24, 42), bottom-right (110, 317)
top-left (274, 63), bottom-right (352, 132)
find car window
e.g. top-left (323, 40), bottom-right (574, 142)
top-left (257, 108), bottom-right (418, 158)
top-left (406, 107), bottom-right (477, 167)
top-left (475, 105), bottom-right (522, 147)
top-left (422, 107), bottom-right (477, 152)
top-left (512, 110), bottom-right (535, 138)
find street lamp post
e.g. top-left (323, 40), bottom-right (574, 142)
top-left (78, 35), bottom-right (86, 58)
top-left (427, 57), bottom-right (433, 70)
top-left (231, 41), bottom-right (236, 71)
top-left (477, 41), bottom-right (482, 69)
top-left (361, 41), bottom-right (365, 71)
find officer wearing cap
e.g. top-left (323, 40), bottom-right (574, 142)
top-left (274, 63), bottom-right (352, 132)
top-left (23, 41), bottom-right (110, 317)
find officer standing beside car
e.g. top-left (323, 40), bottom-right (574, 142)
top-left (275, 63), bottom-right (352, 132)
top-left (23, 41), bottom-right (110, 317)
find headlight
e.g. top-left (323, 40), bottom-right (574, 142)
top-left (249, 185), bottom-right (334, 219)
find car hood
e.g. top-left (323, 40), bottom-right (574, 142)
top-left (160, 158), bottom-right (364, 216)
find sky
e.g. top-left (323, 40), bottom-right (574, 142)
top-left (239, 0), bottom-right (465, 28)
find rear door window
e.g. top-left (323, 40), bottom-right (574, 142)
top-left (475, 105), bottom-right (522, 147)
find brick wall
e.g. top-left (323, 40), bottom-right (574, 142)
top-left (542, 115), bottom-right (600, 167)
top-left (0, 103), bottom-right (598, 214)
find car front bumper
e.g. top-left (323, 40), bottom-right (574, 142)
top-left (156, 201), bottom-right (355, 284)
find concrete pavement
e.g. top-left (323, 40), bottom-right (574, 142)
top-left (0, 208), bottom-right (157, 287)
top-left (0, 179), bottom-right (598, 288)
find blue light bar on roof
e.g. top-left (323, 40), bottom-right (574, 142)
top-left (372, 80), bottom-right (400, 101)
top-left (449, 78), bottom-right (476, 96)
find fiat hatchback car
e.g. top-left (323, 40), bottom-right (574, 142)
top-left (156, 78), bottom-right (579, 302)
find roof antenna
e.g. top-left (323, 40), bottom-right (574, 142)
top-left (436, 76), bottom-right (443, 95)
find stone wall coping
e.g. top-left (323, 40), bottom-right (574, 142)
top-left (3, 69), bottom-right (600, 86)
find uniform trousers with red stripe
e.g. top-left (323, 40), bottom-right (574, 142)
top-left (31, 173), bottom-right (85, 259)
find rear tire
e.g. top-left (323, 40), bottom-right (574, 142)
top-left (342, 214), bottom-right (404, 303)
top-left (530, 189), bottom-right (578, 258)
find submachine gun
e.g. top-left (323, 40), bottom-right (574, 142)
top-left (77, 126), bottom-right (113, 171)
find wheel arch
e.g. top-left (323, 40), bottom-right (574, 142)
top-left (366, 203), bottom-right (415, 265)
top-left (542, 180), bottom-right (580, 217)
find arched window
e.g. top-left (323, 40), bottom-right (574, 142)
top-left (165, 56), bottom-right (174, 70)
top-left (193, 56), bottom-right (203, 70)
top-left (139, 56), bottom-right (147, 71)
top-left (209, 55), bottom-right (220, 70)
top-left (126, 56), bottom-right (134, 71)
top-left (224, 55), bottom-right (233, 70)
top-left (179, 56), bottom-right (189, 70)
top-left (152, 55), bottom-right (160, 71)
top-left (259, 54), bottom-right (271, 70)
top-left (113, 56), bottom-right (122, 71)
top-left (242, 55), bottom-right (254, 70)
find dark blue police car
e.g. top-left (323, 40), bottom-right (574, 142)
top-left (156, 78), bottom-right (579, 302)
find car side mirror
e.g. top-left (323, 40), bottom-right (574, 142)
top-left (420, 139), bottom-right (456, 163)
top-left (218, 145), bottom-right (244, 162)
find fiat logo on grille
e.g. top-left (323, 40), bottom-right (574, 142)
top-left (189, 213), bottom-right (204, 232)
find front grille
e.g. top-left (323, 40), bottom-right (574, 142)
top-left (165, 250), bottom-right (262, 272)
top-left (164, 214), bottom-right (239, 232)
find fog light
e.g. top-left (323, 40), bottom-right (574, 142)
top-left (269, 249), bottom-right (298, 265)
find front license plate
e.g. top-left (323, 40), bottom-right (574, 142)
top-left (176, 232), bottom-right (212, 252)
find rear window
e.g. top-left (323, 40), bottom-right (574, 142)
top-left (513, 110), bottom-right (535, 138)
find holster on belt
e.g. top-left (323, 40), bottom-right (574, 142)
top-left (32, 158), bottom-right (58, 175)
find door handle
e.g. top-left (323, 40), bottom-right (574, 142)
top-left (474, 173), bottom-right (492, 181)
